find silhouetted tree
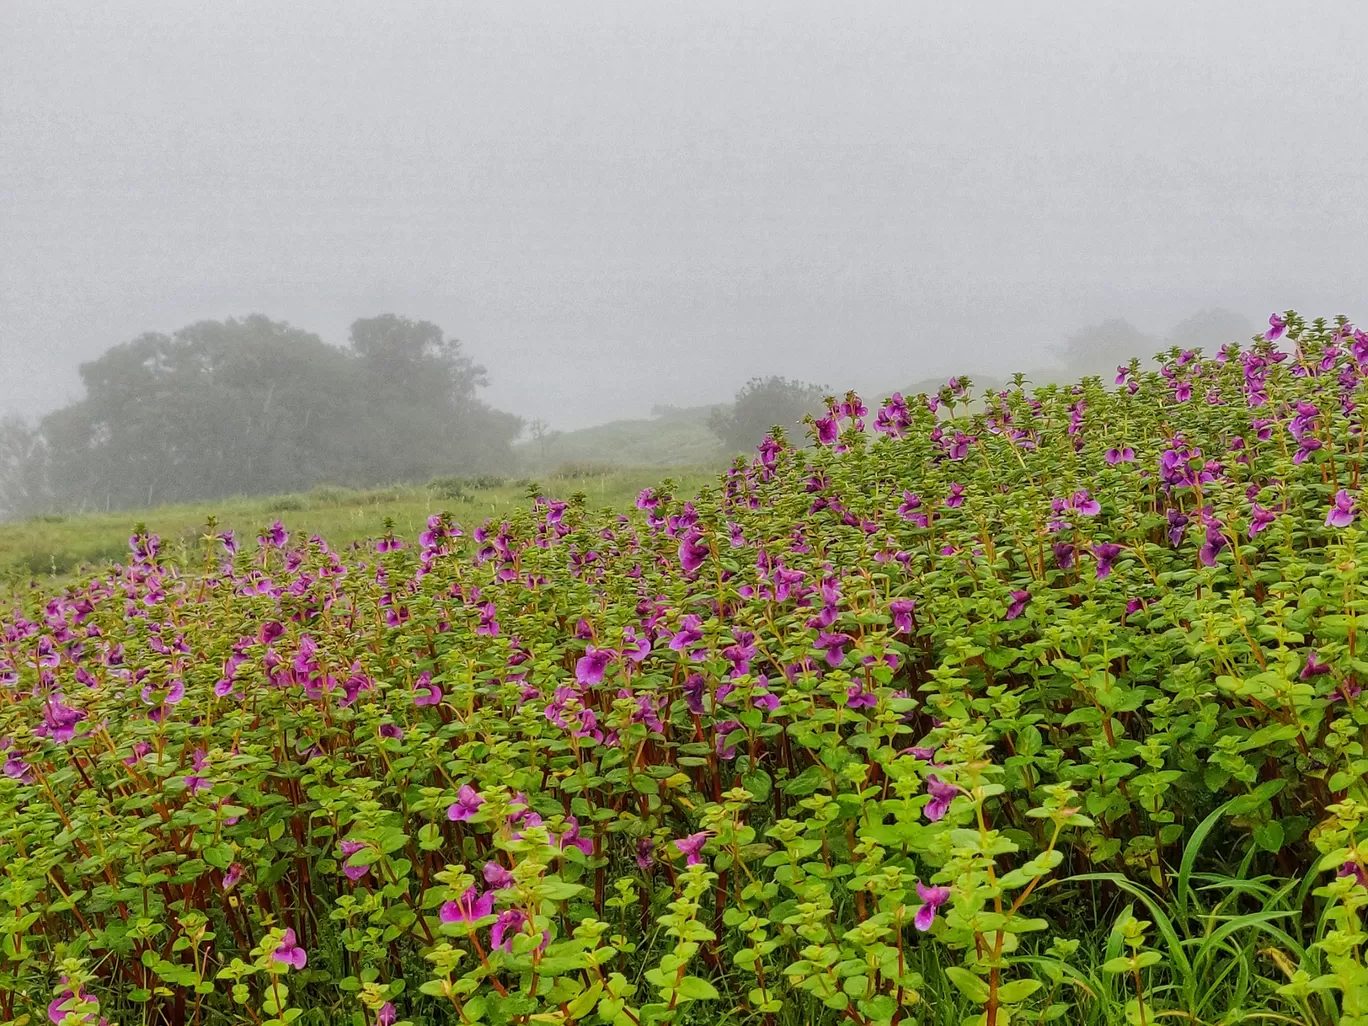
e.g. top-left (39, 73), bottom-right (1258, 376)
top-left (0, 417), bottom-right (49, 519)
top-left (709, 376), bottom-right (829, 452)
top-left (25, 313), bottom-right (521, 512)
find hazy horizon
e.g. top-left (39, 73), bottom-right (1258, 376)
top-left (4, 1), bottom-right (1368, 431)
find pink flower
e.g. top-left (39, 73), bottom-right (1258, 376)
top-left (575, 646), bottom-right (615, 685)
top-left (673, 831), bottom-right (712, 866)
top-left (340, 840), bottom-right (369, 882)
top-left (1327, 489), bottom-right (1357, 529)
top-left (490, 908), bottom-right (547, 952)
top-left (556, 816), bottom-right (594, 856)
top-left (924, 775), bottom-right (957, 822)
top-left (47, 979), bottom-right (104, 1025)
top-left (1005, 590), bottom-right (1030, 620)
top-left (913, 880), bottom-right (951, 931)
top-left (412, 672), bottom-right (443, 707)
top-left (440, 887), bottom-right (494, 925)
top-left (447, 785), bottom-right (485, 822)
top-left (272, 928), bottom-right (307, 970)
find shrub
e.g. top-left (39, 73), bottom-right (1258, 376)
top-left (3, 311), bottom-right (1368, 1025)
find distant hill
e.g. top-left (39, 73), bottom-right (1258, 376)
top-left (516, 404), bottom-right (730, 471)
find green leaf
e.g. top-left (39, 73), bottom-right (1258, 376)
top-left (944, 967), bottom-right (990, 1004)
top-left (996, 978), bottom-right (1042, 1003)
top-left (675, 976), bottom-right (720, 1001)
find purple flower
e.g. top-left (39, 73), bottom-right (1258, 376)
top-left (1005, 590), bottom-right (1030, 620)
top-left (1294, 436), bottom-right (1322, 464)
top-left (898, 491), bottom-right (928, 527)
top-left (483, 861), bottom-right (514, 889)
top-left (1249, 503), bottom-right (1276, 538)
top-left (377, 1003), bottom-right (397, 1026)
top-left (440, 887), bottom-right (494, 926)
top-left (1167, 509), bottom-right (1190, 547)
top-left (1199, 523), bottom-right (1227, 567)
top-left (945, 483), bottom-right (966, 508)
top-left (636, 837), bottom-right (655, 870)
top-left (914, 880), bottom-right (951, 931)
top-left (621, 625), bottom-right (652, 663)
top-left (846, 683), bottom-right (877, 709)
top-left (924, 775), bottom-right (957, 822)
top-left (339, 840), bottom-right (370, 882)
top-left (1105, 447), bottom-right (1136, 465)
top-left (1327, 489), bottom-right (1357, 529)
top-left (575, 646), bottom-right (615, 686)
top-left (222, 863), bottom-right (243, 891)
top-left (752, 686), bottom-right (780, 712)
top-left (1070, 490), bottom-right (1101, 516)
top-left (272, 928), bottom-right (307, 970)
top-left (814, 415), bottom-right (840, 446)
top-left (490, 908), bottom-right (527, 951)
top-left (683, 673), bottom-right (707, 715)
top-left (1091, 543), bottom-right (1124, 580)
top-left (556, 816), bottom-right (595, 856)
top-left (714, 719), bottom-right (742, 759)
top-left (814, 631), bottom-right (851, 667)
top-left (1052, 542), bottom-right (1075, 570)
top-left (1339, 860), bottom-right (1368, 889)
top-left (1301, 651), bottom-right (1331, 679)
top-left (1266, 313), bottom-right (1287, 341)
top-left (673, 831), bottom-right (712, 866)
top-left (669, 615), bottom-right (705, 656)
top-left (678, 531), bottom-right (710, 574)
top-left (47, 980), bottom-right (103, 1026)
top-left (890, 599), bottom-right (916, 634)
top-left (447, 785), bottom-right (485, 822)
top-left (259, 520), bottom-right (289, 549)
top-left (722, 631), bottom-right (758, 675)
top-left (412, 673), bottom-right (443, 707)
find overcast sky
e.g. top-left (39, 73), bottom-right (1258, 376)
top-left (3, 0), bottom-right (1367, 430)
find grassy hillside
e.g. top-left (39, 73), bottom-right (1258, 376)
top-left (0, 467), bottom-right (713, 581)
top-left (516, 404), bottom-right (730, 471)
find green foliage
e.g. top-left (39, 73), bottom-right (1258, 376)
top-left (5, 310), bottom-right (1368, 1025)
top-left (708, 376), bottom-right (829, 453)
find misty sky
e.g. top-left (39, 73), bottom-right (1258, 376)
top-left (3, 1), bottom-right (1367, 431)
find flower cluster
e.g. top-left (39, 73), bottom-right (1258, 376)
top-left (5, 312), bottom-right (1368, 1024)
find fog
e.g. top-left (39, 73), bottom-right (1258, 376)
top-left (3, 0), bottom-right (1367, 435)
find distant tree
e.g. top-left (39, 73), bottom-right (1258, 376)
top-left (1164, 308), bottom-right (1256, 352)
top-left (33, 313), bottom-right (521, 512)
top-left (526, 418), bottom-right (562, 462)
top-left (1054, 319), bottom-right (1161, 378)
top-left (709, 376), bottom-right (829, 452)
top-left (346, 314), bottom-right (517, 483)
top-left (0, 416), bottom-right (49, 519)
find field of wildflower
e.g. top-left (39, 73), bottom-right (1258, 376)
top-left (0, 470), bottom-right (716, 582)
top-left (9, 311), bottom-right (1368, 1026)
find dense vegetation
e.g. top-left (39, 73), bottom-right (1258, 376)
top-left (8, 311), bottom-right (1368, 1026)
top-left (0, 471), bottom-right (714, 582)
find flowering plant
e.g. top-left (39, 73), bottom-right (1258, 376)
top-left (6, 313), bottom-right (1368, 1023)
